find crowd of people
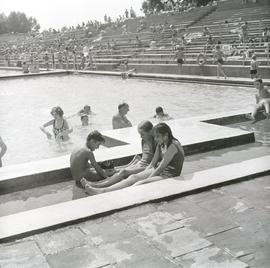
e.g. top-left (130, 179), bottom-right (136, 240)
top-left (36, 101), bottom-right (180, 195)
top-left (71, 121), bottom-right (184, 195)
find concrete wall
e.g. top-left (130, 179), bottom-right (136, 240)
top-left (127, 64), bottom-right (270, 79)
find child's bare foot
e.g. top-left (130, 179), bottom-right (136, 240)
top-left (84, 184), bottom-right (98, 195)
top-left (80, 178), bottom-right (88, 188)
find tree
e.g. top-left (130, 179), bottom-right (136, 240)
top-left (141, 0), bottom-right (165, 15)
top-left (0, 13), bottom-right (8, 34)
top-left (0, 11), bottom-right (40, 34)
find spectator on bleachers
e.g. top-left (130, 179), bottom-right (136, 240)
top-left (137, 19), bottom-right (147, 32)
top-left (180, 35), bottom-right (187, 47)
top-left (22, 61), bottom-right (29, 73)
top-left (130, 7), bottom-right (136, 18)
top-left (44, 52), bottom-right (49, 70)
top-left (203, 26), bottom-right (211, 37)
top-left (205, 35), bottom-right (214, 53)
top-left (173, 45), bottom-right (185, 69)
top-left (135, 36), bottom-right (143, 48)
top-left (240, 21), bottom-right (248, 43)
top-left (125, 9), bottom-right (129, 19)
top-left (57, 50), bottom-right (63, 69)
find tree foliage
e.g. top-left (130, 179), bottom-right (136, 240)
top-left (141, 0), bottom-right (212, 15)
top-left (0, 11), bottom-right (40, 34)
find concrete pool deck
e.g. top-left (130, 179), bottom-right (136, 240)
top-left (0, 111), bottom-right (255, 194)
top-left (0, 154), bottom-right (269, 242)
top-left (1, 174), bottom-right (268, 267)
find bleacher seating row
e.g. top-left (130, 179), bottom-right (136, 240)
top-left (0, 1), bottom-right (269, 79)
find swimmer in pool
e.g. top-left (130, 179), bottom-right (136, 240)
top-left (40, 106), bottom-right (73, 141)
top-left (153, 106), bottom-right (173, 122)
top-left (112, 102), bottom-right (132, 129)
top-left (78, 105), bottom-right (96, 126)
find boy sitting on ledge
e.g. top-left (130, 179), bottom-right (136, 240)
top-left (70, 131), bottom-right (115, 188)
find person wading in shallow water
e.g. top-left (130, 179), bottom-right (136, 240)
top-left (112, 103), bottom-right (132, 129)
top-left (40, 106), bottom-right (73, 142)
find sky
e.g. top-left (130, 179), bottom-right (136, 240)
top-left (2, 0), bottom-right (145, 30)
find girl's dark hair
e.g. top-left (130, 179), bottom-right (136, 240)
top-left (87, 130), bottom-right (105, 143)
top-left (153, 123), bottom-right (177, 146)
top-left (51, 106), bottom-right (64, 117)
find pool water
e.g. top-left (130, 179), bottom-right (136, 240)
top-left (0, 74), bottom-right (255, 166)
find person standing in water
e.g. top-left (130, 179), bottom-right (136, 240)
top-left (112, 103), bottom-right (132, 129)
top-left (40, 106), bottom-right (73, 142)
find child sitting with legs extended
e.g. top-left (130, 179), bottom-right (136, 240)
top-left (82, 120), bottom-right (156, 189)
top-left (81, 122), bottom-right (184, 195)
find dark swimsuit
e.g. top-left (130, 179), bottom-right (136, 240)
top-left (53, 119), bottom-right (67, 140)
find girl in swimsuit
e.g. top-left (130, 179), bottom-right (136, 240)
top-left (40, 106), bottom-right (73, 142)
top-left (81, 122), bottom-right (184, 195)
top-left (81, 120), bottom-right (156, 189)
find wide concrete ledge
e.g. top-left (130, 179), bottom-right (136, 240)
top-left (0, 155), bottom-right (269, 242)
top-left (78, 70), bottom-right (270, 86)
top-left (0, 112), bottom-right (255, 194)
top-left (0, 69), bottom-right (69, 79)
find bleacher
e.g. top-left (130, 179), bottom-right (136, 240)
top-left (0, 0), bottom-right (269, 79)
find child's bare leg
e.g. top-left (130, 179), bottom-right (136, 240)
top-left (218, 64), bottom-right (227, 78)
top-left (262, 100), bottom-right (270, 116)
top-left (81, 168), bottom-right (153, 195)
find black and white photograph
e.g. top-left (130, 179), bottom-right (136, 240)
top-left (0, 0), bottom-right (269, 267)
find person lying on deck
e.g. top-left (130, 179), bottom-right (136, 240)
top-left (80, 123), bottom-right (185, 195)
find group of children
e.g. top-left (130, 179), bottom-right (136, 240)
top-left (70, 121), bottom-right (184, 195)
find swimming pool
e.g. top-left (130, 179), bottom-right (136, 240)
top-left (0, 74), bottom-right (255, 166)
